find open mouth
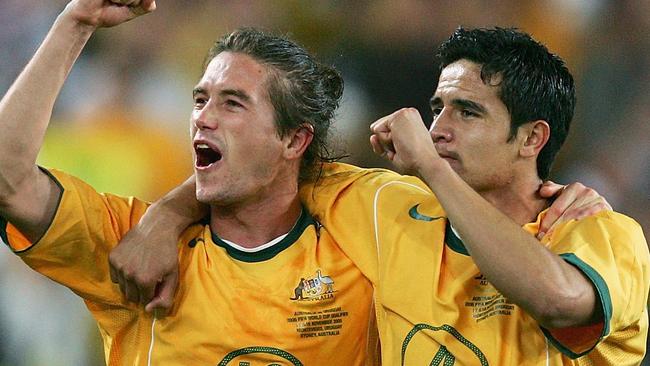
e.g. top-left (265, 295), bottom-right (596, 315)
top-left (194, 143), bottom-right (222, 167)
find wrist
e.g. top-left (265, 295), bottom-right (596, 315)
top-left (58, 4), bottom-right (101, 33)
top-left (417, 155), bottom-right (452, 188)
top-left (146, 200), bottom-right (193, 235)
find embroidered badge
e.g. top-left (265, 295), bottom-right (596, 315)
top-left (289, 269), bottom-right (335, 301)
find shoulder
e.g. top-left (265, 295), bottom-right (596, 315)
top-left (546, 210), bottom-right (650, 283)
top-left (42, 167), bottom-right (149, 236)
top-left (302, 162), bottom-right (429, 197)
top-left (551, 211), bottom-right (646, 248)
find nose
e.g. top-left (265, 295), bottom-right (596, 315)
top-left (429, 110), bottom-right (453, 144)
top-left (193, 103), bottom-right (218, 131)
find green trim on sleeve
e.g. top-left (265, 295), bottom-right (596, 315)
top-left (0, 217), bottom-right (9, 247)
top-left (211, 207), bottom-right (315, 263)
top-left (0, 167), bottom-right (64, 254)
top-left (540, 252), bottom-right (612, 359)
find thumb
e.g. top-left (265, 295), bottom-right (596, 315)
top-left (129, 0), bottom-right (157, 18)
top-left (539, 181), bottom-right (564, 198)
top-left (145, 271), bottom-right (178, 315)
top-left (143, 0), bottom-right (157, 12)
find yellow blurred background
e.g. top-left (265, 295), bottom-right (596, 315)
top-left (0, 1), bottom-right (648, 364)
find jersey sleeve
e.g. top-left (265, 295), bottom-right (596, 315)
top-left (299, 163), bottom-right (433, 285)
top-left (540, 210), bottom-right (650, 358)
top-left (0, 168), bottom-right (150, 306)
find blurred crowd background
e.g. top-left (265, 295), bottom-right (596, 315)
top-left (0, 0), bottom-right (648, 364)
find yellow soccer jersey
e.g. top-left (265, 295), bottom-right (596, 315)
top-left (0, 169), bottom-right (377, 366)
top-left (300, 162), bottom-right (650, 366)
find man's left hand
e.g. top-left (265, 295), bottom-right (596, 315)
top-left (538, 181), bottom-right (612, 239)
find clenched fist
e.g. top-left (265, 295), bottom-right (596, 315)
top-left (63, 0), bottom-right (156, 28)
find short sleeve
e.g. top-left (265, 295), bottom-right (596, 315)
top-left (541, 211), bottom-right (650, 358)
top-left (0, 168), bottom-right (149, 306)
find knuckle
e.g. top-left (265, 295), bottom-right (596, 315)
top-left (593, 201), bottom-right (606, 210)
top-left (572, 182), bottom-right (585, 191)
top-left (405, 108), bottom-right (419, 118)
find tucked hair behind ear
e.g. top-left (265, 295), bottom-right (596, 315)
top-left (203, 28), bottom-right (344, 181)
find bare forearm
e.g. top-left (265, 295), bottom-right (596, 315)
top-left (0, 11), bottom-right (96, 241)
top-left (109, 176), bottom-right (205, 309)
top-left (141, 176), bottom-right (206, 235)
top-left (419, 162), bottom-right (599, 328)
top-left (0, 12), bottom-right (95, 187)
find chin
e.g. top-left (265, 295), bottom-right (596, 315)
top-left (195, 185), bottom-right (217, 204)
top-left (196, 194), bottom-right (212, 205)
top-left (196, 187), bottom-right (238, 206)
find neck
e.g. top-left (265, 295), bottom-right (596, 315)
top-left (480, 174), bottom-right (548, 226)
top-left (209, 191), bottom-right (303, 249)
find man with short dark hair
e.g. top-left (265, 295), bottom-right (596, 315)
top-left (362, 27), bottom-right (649, 364)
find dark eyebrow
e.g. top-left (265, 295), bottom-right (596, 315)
top-left (192, 87), bottom-right (252, 104)
top-left (452, 99), bottom-right (487, 114)
top-left (219, 89), bottom-right (251, 103)
top-left (430, 96), bottom-right (488, 115)
top-left (192, 86), bottom-right (206, 98)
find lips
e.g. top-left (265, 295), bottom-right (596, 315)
top-left (437, 150), bottom-right (459, 161)
top-left (194, 141), bottom-right (222, 167)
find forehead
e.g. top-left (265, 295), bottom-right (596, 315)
top-left (435, 59), bottom-right (501, 102)
top-left (197, 51), bottom-right (271, 97)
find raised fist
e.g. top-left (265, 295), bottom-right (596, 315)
top-left (63, 0), bottom-right (156, 28)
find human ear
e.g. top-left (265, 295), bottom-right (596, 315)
top-left (284, 123), bottom-right (314, 159)
top-left (519, 120), bottom-right (550, 158)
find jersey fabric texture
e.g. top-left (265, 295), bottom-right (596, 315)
top-left (0, 169), bottom-right (377, 366)
top-left (299, 162), bottom-right (650, 366)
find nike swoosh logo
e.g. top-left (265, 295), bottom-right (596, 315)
top-left (188, 237), bottom-right (205, 248)
top-left (409, 204), bottom-right (443, 222)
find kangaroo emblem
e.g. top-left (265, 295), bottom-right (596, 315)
top-left (290, 278), bottom-right (306, 300)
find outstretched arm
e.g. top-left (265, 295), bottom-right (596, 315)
top-left (109, 176), bottom-right (207, 313)
top-left (370, 108), bottom-right (604, 329)
top-left (0, 0), bottom-right (156, 242)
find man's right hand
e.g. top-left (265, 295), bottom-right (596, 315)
top-left (63, 0), bottom-right (156, 29)
top-left (109, 218), bottom-right (179, 315)
top-left (109, 176), bottom-right (207, 315)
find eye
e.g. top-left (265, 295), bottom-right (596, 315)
top-left (461, 109), bottom-right (478, 118)
top-left (432, 107), bottom-right (442, 119)
top-left (225, 99), bottom-right (244, 108)
top-left (194, 97), bottom-right (207, 108)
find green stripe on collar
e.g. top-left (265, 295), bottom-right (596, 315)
top-left (211, 208), bottom-right (315, 263)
